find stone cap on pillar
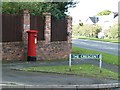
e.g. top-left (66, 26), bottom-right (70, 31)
top-left (43, 12), bottom-right (51, 16)
top-left (23, 10), bottom-right (29, 15)
top-left (66, 15), bottom-right (72, 20)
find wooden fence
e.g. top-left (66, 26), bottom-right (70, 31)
top-left (2, 14), bottom-right (68, 42)
top-left (30, 15), bottom-right (45, 41)
top-left (2, 14), bottom-right (23, 42)
top-left (51, 17), bottom-right (67, 41)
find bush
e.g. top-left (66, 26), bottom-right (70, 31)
top-left (73, 24), bottom-right (101, 38)
top-left (2, 2), bottom-right (77, 19)
top-left (105, 23), bottom-right (119, 39)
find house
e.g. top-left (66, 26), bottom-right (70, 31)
top-left (86, 12), bottom-right (118, 26)
top-left (85, 12), bottom-right (118, 38)
top-left (96, 12), bottom-right (118, 30)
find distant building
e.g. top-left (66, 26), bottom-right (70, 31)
top-left (96, 12), bottom-right (118, 30)
top-left (86, 12), bottom-right (118, 27)
top-left (85, 12), bottom-right (118, 38)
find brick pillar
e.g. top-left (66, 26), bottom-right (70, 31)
top-left (66, 16), bottom-right (72, 44)
top-left (22, 10), bottom-right (30, 60)
top-left (0, 13), bottom-right (2, 61)
top-left (43, 13), bottom-right (51, 43)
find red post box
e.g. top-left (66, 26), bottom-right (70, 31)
top-left (27, 30), bottom-right (38, 61)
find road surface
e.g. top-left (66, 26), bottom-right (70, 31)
top-left (72, 39), bottom-right (120, 56)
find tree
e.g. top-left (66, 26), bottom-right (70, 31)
top-left (2, 1), bottom-right (77, 19)
top-left (97, 10), bottom-right (111, 16)
top-left (104, 23), bottom-right (119, 39)
top-left (73, 24), bottom-right (101, 38)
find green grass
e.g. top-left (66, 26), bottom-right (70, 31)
top-left (20, 64), bottom-right (118, 80)
top-left (14, 46), bottom-right (119, 80)
top-left (72, 46), bottom-right (119, 66)
top-left (73, 36), bottom-right (120, 43)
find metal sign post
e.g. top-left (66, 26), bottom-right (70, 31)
top-left (99, 54), bottom-right (102, 73)
top-left (69, 54), bottom-right (72, 71)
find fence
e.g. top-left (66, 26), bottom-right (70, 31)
top-left (2, 14), bottom-right (68, 42)
top-left (51, 17), bottom-right (67, 41)
top-left (2, 14), bottom-right (23, 42)
top-left (30, 15), bottom-right (45, 41)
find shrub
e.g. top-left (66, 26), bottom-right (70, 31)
top-left (73, 24), bottom-right (101, 38)
top-left (105, 23), bottom-right (119, 39)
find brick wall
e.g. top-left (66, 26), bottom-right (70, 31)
top-left (2, 11), bottom-right (72, 61)
top-left (37, 41), bottom-right (72, 60)
top-left (2, 42), bottom-right (24, 60)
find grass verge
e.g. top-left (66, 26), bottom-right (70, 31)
top-left (73, 36), bottom-right (119, 43)
top-left (19, 64), bottom-right (118, 80)
top-left (72, 46), bottom-right (119, 66)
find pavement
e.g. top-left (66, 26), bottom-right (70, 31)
top-left (2, 83), bottom-right (120, 90)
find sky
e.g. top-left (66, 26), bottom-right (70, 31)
top-left (67, 0), bottom-right (120, 24)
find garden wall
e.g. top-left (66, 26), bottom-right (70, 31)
top-left (2, 10), bottom-right (72, 61)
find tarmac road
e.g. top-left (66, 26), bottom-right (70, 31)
top-left (72, 39), bottom-right (120, 56)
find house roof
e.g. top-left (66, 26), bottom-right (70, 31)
top-left (113, 12), bottom-right (118, 18)
top-left (89, 17), bottom-right (99, 24)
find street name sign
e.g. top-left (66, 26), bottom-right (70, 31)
top-left (71, 54), bottom-right (100, 59)
top-left (69, 54), bottom-right (102, 72)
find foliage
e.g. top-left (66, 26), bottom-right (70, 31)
top-left (97, 10), bottom-right (111, 16)
top-left (73, 24), bottom-right (101, 38)
top-left (104, 23), bottom-right (119, 39)
top-left (2, 1), bottom-right (77, 19)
